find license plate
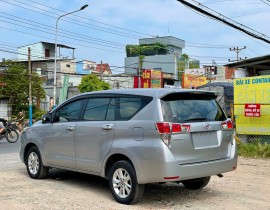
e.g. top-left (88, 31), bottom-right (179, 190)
top-left (192, 132), bottom-right (219, 149)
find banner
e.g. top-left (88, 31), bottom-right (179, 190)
top-left (181, 74), bottom-right (207, 89)
top-left (133, 69), bottom-right (163, 88)
top-left (234, 75), bottom-right (270, 135)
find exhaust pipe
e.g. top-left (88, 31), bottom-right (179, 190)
top-left (217, 174), bottom-right (223, 178)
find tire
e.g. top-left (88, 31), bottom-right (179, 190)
top-left (182, 176), bottom-right (211, 190)
top-left (108, 160), bottom-right (144, 204)
top-left (5, 129), bottom-right (19, 143)
top-left (26, 146), bottom-right (48, 179)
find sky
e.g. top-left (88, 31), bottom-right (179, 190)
top-left (0, 0), bottom-right (270, 74)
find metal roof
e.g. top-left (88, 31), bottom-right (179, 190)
top-left (41, 42), bottom-right (75, 49)
top-left (225, 55), bottom-right (270, 70)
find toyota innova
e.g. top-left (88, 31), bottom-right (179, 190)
top-left (20, 88), bottom-right (237, 204)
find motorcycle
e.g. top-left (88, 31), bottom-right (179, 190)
top-left (0, 121), bottom-right (19, 143)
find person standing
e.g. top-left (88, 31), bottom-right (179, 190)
top-left (15, 111), bottom-right (25, 133)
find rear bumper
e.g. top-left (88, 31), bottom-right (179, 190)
top-left (136, 141), bottom-right (238, 184)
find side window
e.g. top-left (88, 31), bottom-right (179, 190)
top-left (83, 98), bottom-right (115, 121)
top-left (117, 97), bottom-right (151, 120)
top-left (54, 100), bottom-right (84, 122)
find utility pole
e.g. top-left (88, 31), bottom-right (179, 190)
top-left (138, 57), bottom-right (141, 88)
top-left (28, 47), bottom-right (32, 126)
top-left (100, 60), bottom-right (103, 80)
top-left (229, 46), bottom-right (246, 62)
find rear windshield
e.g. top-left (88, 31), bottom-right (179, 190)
top-left (161, 93), bottom-right (226, 123)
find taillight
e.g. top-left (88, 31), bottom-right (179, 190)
top-left (156, 122), bottom-right (190, 148)
top-left (171, 123), bottom-right (181, 133)
top-left (156, 122), bottom-right (191, 134)
top-left (156, 122), bottom-right (170, 134)
top-left (221, 120), bottom-right (233, 130)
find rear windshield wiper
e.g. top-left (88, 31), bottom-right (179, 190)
top-left (183, 117), bottom-right (209, 122)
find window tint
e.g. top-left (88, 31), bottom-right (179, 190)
top-left (161, 94), bottom-right (226, 122)
top-left (117, 97), bottom-right (151, 120)
top-left (55, 100), bottom-right (84, 122)
top-left (83, 98), bottom-right (115, 121)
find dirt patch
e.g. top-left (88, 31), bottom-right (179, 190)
top-left (0, 154), bottom-right (269, 209)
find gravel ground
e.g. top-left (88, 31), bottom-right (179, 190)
top-left (0, 153), bottom-right (269, 210)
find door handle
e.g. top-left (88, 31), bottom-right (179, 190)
top-left (102, 124), bottom-right (113, 130)
top-left (67, 125), bottom-right (75, 131)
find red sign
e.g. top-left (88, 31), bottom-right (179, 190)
top-left (133, 69), bottom-right (163, 88)
top-left (244, 104), bottom-right (260, 117)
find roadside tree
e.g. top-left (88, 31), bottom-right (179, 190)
top-left (0, 60), bottom-right (45, 116)
top-left (78, 74), bottom-right (110, 93)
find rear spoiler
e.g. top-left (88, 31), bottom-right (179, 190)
top-left (161, 91), bottom-right (218, 101)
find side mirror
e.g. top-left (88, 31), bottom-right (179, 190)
top-left (42, 113), bottom-right (52, 124)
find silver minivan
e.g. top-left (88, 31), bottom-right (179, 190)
top-left (20, 88), bottom-right (237, 204)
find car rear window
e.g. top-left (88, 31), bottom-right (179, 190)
top-left (161, 92), bottom-right (226, 123)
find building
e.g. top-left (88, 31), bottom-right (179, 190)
top-left (93, 63), bottom-right (112, 78)
top-left (76, 60), bottom-right (96, 75)
top-left (16, 41), bottom-right (79, 86)
top-left (125, 36), bottom-right (185, 85)
top-left (225, 55), bottom-right (270, 78)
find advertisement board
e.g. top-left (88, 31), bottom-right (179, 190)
top-left (181, 74), bottom-right (207, 89)
top-left (133, 69), bottom-right (163, 88)
top-left (234, 75), bottom-right (270, 135)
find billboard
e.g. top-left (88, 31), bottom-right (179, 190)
top-left (181, 74), bottom-right (207, 89)
top-left (134, 69), bottom-right (163, 88)
top-left (234, 75), bottom-right (270, 135)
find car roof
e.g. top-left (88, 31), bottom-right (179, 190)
top-left (75, 88), bottom-right (216, 99)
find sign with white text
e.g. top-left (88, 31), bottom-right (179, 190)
top-left (244, 104), bottom-right (260, 117)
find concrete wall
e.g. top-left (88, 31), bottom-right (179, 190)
top-left (18, 43), bottom-right (43, 61)
top-left (125, 54), bottom-right (178, 79)
top-left (76, 60), bottom-right (95, 74)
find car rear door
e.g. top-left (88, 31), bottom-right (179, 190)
top-left (161, 92), bottom-right (234, 164)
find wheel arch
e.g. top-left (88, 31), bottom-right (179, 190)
top-left (23, 143), bottom-right (38, 164)
top-left (104, 153), bottom-right (135, 179)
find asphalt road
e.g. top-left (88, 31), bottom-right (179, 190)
top-left (0, 138), bottom-right (21, 154)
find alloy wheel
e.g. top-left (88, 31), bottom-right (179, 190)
top-left (112, 168), bottom-right (132, 198)
top-left (28, 152), bottom-right (39, 175)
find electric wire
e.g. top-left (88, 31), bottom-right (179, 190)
top-left (0, 0), bottom-right (143, 39)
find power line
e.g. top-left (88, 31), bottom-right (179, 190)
top-left (3, 0), bottom-right (261, 53)
top-left (0, 12), bottom-right (126, 48)
top-left (1, 0), bottom-right (144, 39)
top-left (0, 26), bottom-right (124, 54)
top-left (1, 1), bottom-right (264, 56)
top-left (0, 17), bottom-right (124, 50)
top-left (259, 0), bottom-right (270, 7)
top-left (26, 0), bottom-right (154, 38)
top-left (177, 0), bottom-right (270, 44)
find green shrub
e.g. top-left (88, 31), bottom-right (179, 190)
top-left (238, 141), bottom-right (270, 158)
top-left (33, 110), bottom-right (47, 121)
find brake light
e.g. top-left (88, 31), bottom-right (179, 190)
top-left (156, 122), bottom-right (191, 134)
top-left (221, 120), bottom-right (233, 130)
top-left (171, 123), bottom-right (181, 133)
top-left (156, 122), bottom-right (170, 134)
